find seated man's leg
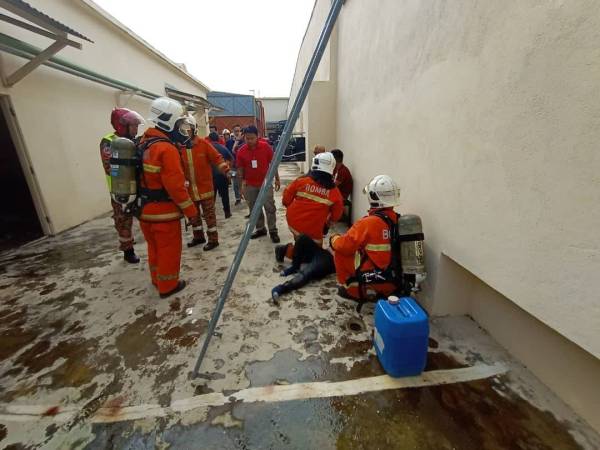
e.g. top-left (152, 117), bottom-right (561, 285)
top-left (272, 239), bottom-right (334, 302)
top-left (280, 234), bottom-right (319, 276)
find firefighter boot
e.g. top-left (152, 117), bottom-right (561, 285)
top-left (187, 235), bottom-right (207, 248)
top-left (124, 248), bottom-right (140, 264)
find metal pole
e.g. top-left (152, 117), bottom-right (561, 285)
top-left (192, 0), bottom-right (344, 379)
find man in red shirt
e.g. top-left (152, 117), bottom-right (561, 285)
top-left (331, 149), bottom-right (353, 225)
top-left (236, 125), bottom-right (280, 243)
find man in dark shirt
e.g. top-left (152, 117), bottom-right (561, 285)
top-left (230, 124), bottom-right (244, 205)
top-left (208, 132), bottom-right (233, 218)
top-left (331, 149), bottom-right (353, 225)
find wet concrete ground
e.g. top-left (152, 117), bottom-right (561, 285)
top-left (0, 164), bottom-right (599, 449)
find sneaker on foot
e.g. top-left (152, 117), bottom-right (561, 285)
top-left (270, 232), bottom-right (280, 244)
top-left (251, 229), bottom-right (267, 239)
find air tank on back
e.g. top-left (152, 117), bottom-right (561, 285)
top-left (110, 137), bottom-right (138, 207)
top-left (397, 214), bottom-right (426, 292)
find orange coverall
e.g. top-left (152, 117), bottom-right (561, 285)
top-left (138, 128), bottom-right (197, 295)
top-left (180, 136), bottom-right (229, 243)
top-left (282, 176), bottom-right (344, 245)
top-left (330, 208), bottom-right (398, 300)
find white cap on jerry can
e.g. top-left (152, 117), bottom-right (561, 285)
top-left (387, 295), bottom-right (400, 305)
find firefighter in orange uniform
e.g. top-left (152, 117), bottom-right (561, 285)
top-left (181, 115), bottom-right (230, 251)
top-left (139, 97), bottom-right (199, 298)
top-left (270, 153), bottom-right (344, 303)
top-left (329, 175), bottom-right (402, 301)
top-left (276, 152), bottom-right (344, 262)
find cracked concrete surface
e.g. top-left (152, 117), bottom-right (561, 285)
top-left (0, 164), bottom-right (599, 449)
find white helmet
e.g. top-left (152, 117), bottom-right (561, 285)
top-left (184, 114), bottom-right (198, 136)
top-left (222, 128), bottom-right (231, 134)
top-left (363, 175), bottom-right (401, 208)
top-left (148, 97), bottom-right (186, 132)
top-left (311, 151), bottom-right (336, 175)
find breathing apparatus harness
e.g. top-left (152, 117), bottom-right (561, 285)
top-left (346, 210), bottom-right (402, 313)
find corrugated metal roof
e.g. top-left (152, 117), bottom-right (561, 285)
top-left (2, 0), bottom-right (93, 42)
top-left (208, 92), bottom-right (256, 117)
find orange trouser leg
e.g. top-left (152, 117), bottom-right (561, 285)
top-left (333, 251), bottom-right (359, 297)
top-left (153, 220), bottom-right (182, 294)
top-left (200, 197), bottom-right (218, 243)
top-left (140, 221), bottom-right (158, 287)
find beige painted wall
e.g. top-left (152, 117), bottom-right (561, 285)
top-left (330, 0), bottom-right (599, 358)
top-left (441, 254), bottom-right (600, 432)
top-left (0, 0), bottom-right (208, 233)
top-left (289, 0), bottom-right (600, 429)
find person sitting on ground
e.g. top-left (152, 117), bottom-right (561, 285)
top-left (331, 149), bottom-right (353, 225)
top-left (329, 175), bottom-right (402, 301)
top-left (271, 152), bottom-right (344, 302)
top-left (208, 132), bottom-right (234, 219)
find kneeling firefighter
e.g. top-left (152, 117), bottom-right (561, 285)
top-left (138, 97), bottom-right (199, 298)
top-left (330, 175), bottom-right (426, 305)
top-left (100, 108), bottom-right (144, 263)
top-left (271, 152), bottom-right (344, 302)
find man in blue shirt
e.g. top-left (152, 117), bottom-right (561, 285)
top-left (208, 132), bottom-right (234, 218)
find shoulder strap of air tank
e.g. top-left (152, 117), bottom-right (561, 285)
top-left (138, 137), bottom-right (171, 152)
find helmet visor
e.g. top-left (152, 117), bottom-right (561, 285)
top-left (121, 110), bottom-right (145, 126)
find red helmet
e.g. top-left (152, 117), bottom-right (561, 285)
top-left (110, 108), bottom-right (144, 137)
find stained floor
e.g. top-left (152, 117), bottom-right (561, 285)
top-left (0, 164), bottom-right (598, 449)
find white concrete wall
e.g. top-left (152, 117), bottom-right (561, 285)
top-left (290, 0), bottom-right (600, 428)
top-left (261, 98), bottom-right (288, 122)
top-left (0, 0), bottom-right (208, 233)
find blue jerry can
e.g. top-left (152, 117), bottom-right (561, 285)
top-left (373, 296), bottom-right (429, 377)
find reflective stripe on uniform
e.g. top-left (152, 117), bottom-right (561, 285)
top-left (365, 243), bottom-right (391, 251)
top-left (207, 227), bottom-right (217, 232)
top-left (198, 191), bottom-right (214, 200)
top-left (140, 212), bottom-right (182, 221)
top-left (143, 163), bottom-right (161, 173)
top-left (192, 226), bottom-right (204, 231)
top-left (296, 191), bottom-right (333, 206)
top-left (157, 273), bottom-right (179, 281)
top-left (105, 174), bottom-right (112, 191)
top-left (186, 148), bottom-right (201, 201)
top-left (118, 236), bottom-right (133, 243)
top-left (178, 199), bottom-right (193, 210)
top-left (354, 252), bottom-right (362, 270)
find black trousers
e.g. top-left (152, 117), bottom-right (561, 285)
top-left (279, 234), bottom-right (335, 295)
top-left (213, 175), bottom-right (231, 215)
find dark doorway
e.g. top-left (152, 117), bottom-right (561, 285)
top-left (0, 106), bottom-right (43, 251)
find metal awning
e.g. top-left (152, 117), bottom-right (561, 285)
top-left (165, 86), bottom-right (221, 112)
top-left (0, 0), bottom-right (92, 86)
